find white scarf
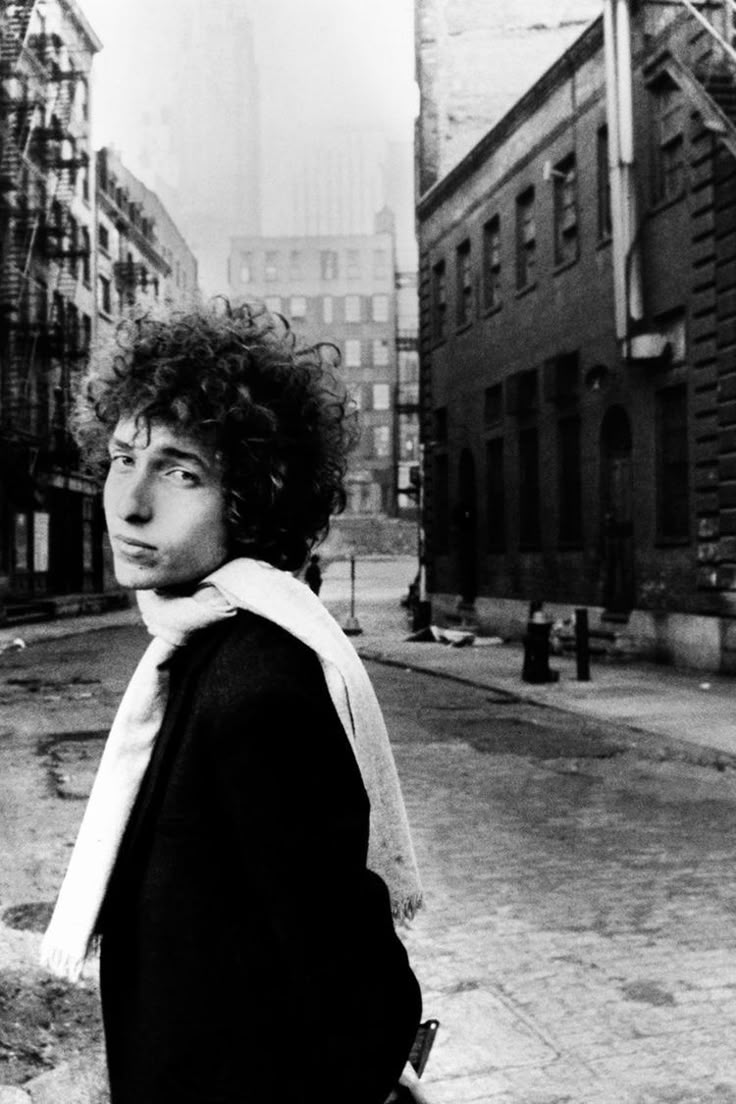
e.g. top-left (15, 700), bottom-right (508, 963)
top-left (40, 558), bottom-right (422, 983)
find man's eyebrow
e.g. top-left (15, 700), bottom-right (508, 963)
top-left (108, 438), bottom-right (211, 468)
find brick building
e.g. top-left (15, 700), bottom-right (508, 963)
top-left (228, 217), bottom-right (401, 517)
top-left (0, 0), bottom-right (101, 604)
top-left (416, 1), bottom-right (736, 671)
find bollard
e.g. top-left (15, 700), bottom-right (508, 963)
top-left (522, 612), bottom-right (559, 684)
top-left (575, 607), bottom-right (591, 682)
top-left (342, 555), bottom-right (363, 636)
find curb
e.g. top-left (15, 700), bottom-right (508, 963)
top-left (358, 644), bottom-right (736, 772)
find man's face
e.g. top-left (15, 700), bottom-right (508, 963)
top-left (104, 418), bottom-right (229, 591)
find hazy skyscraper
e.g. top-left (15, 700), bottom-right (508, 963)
top-left (127, 0), bottom-right (261, 295)
top-left (270, 130), bottom-right (416, 269)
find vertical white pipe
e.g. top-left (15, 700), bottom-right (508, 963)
top-left (616, 0), bottom-right (644, 324)
top-left (604, 0), bottom-right (628, 340)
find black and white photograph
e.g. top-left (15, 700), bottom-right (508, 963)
top-left (2, 1), bottom-right (736, 1101)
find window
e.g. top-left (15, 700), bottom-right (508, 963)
top-left (485, 438), bottom-right (506, 551)
top-left (431, 260), bottom-right (447, 341)
top-left (98, 274), bottom-right (112, 315)
top-left (347, 249), bottom-right (361, 279)
top-left (433, 453), bottom-right (449, 553)
top-left (322, 296), bottom-right (333, 324)
top-left (80, 313), bottom-right (91, 354)
top-left (81, 227), bottom-right (91, 285)
top-left (373, 249), bottom-right (389, 279)
top-left (516, 187), bottom-right (536, 290)
top-left (519, 427), bottom-right (540, 547)
top-left (372, 383), bottom-right (390, 411)
top-left (350, 385), bottom-right (363, 410)
top-left (373, 339), bottom-right (389, 367)
top-left (657, 385), bottom-right (689, 539)
top-left (372, 294), bottom-right (389, 323)
top-left (345, 295), bottom-right (361, 323)
top-left (98, 224), bottom-right (109, 253)
top-left (558, 416), bottom-right (582, 544)
top-left (265, 251), bottom-right (279, 282)
top-left (80, 156), bottom-right (89, 202)
top-left (345, 339), bottom-right (361, 367)
top-left (482, 216), bottom-right (501, 311)
top-left (597, 126), bottom-right (612, 240)
top-left (239, 253), bottom-right (253, 283)
top-left (456, 239), bottom-right (473, 327)
top-left (484, 384), bottom-right (503, 426)
top-left (652, 76), bottom-right (685, 204)
top-left (290, 296), bottom-right (307, 319)
top-left (264, 296), bottom-right (282, 314)
top-left (321, 250), bottom-right (339, 280)
top-left (289, 250), bottom-right (302, 280)
top-left (553, 153), bottom-right (579, 267)
top-left (373, 425), bottom-right (390, 457)
top-left (434, 406), bottom-right (448, 445)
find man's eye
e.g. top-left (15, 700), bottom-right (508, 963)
top-left (168, 468), bottom-right (199, 485)
top-left (109, 454), bottom-right (133, 469)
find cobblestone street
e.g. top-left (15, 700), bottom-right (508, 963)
top-left (2, 577), bottom-right (736, 1101)
top-left (369, 661), bottom-right (736, 1102)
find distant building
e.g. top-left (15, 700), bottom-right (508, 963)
top-left (127, 0), bottom-right (261, 296)
top-left (96, 146), bottom-right (199, 336)
top-left (229, 215), bottom-right (400, 516)
top-left (0, 0), bottom-right (102, 603)
top-left (416, 2), bottom-right (736, 671)
top-left (275, 131), bottom-right (416, 269)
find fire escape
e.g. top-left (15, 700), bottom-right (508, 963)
top-left (0, 0), bottom-right (91, 474)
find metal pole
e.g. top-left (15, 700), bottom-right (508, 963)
top-left (350, 555), bottom-right (356, 619)
top-left (575, 607), bottom-right (591, 682)
top-left (342, 555), bottom-right (362, 636)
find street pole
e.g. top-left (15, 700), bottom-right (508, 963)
top-left (342, 555), bottom-right (362, 636)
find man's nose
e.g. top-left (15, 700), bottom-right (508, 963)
top-left (113, 470), bottom-right (154, 522)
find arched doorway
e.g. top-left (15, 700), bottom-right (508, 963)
top-left (600, 405), bottom-right (635, 613)
top-left (455, 448), bottom-right (477, 604)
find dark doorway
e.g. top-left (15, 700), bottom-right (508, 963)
top-left (455, 448), bottom-right (478, 604)
top-left (600, 405), bottom-right (635, 613)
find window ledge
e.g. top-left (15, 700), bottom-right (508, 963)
top-left (596, 234), bottom-right (612, 251)
top-left (482, 303), bottom-right (502, 319)
top-left (553, 256), bottom-right (579, 277)
top-left (515, 282), bottom-right (537, 300)
top-left (455, 319), bottom-right (473, 336)
top-left (648, 191), bottom-right (686, 217)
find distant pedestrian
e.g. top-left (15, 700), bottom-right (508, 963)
top-left (305, 552), bottom-right (323, 595)
top-left (40, 302), bottom-right (423, 1104)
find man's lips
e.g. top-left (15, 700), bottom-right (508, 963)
top-left (112, 535), bottom-right (158, 560)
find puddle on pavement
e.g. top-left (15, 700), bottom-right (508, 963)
top-left (39, 730), bottom-right (107, 800)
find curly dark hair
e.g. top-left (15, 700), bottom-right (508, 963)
top-left (75, 301), bottom-right (357, 571)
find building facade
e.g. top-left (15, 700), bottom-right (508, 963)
top-left (416, 1), bottom-right (736, 671)
top-left (228, 220), bottom-right (401, 516)
top-left (96, 145), bottom-right (199, 337)
top-left (0, 0), bottom-right (102, 604)
top-left (0, 1), bottom-right (201, 610)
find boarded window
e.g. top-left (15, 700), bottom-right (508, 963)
top-left (558, 416), bottom-right (582, 544)
top-left (485, 437), bottom-right (506, 551)
top-left (519, 427), bottom-right (540, 547)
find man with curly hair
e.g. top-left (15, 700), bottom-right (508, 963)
top-left (40, 304), bottom-right (424, 1104)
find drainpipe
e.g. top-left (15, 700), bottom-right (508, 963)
top-left (604, 0), bottom-right (627, 341)
top-left (604, 0), bottom-right (644, 346)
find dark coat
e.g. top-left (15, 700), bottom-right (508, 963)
top-left (98, 612), bottom-right (421, 1104)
